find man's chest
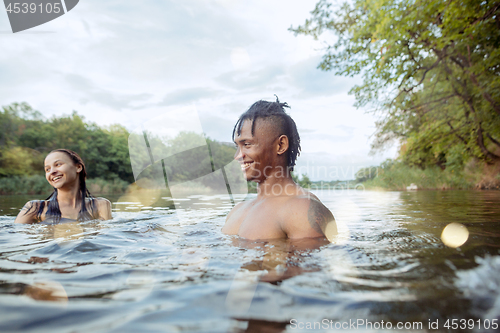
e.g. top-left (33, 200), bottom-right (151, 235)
top-left (224, 200), bottom-right (286, 239)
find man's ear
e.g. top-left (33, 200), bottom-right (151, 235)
top-left (276, 135), bottom-right (289, 155)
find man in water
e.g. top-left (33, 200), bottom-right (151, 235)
top-left (222, 98), bottom-right (337, 240)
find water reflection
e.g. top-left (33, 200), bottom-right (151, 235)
top-left (234, 318), bottom-right (288, 333)
top-left (225, 238), bottom-right (329, 319)
top-left (24, 280), bottom-right (68, 303)
top-left (231, 237), bottom-right (329, 283)
top-left (0, 190), bottom-right (499, 332)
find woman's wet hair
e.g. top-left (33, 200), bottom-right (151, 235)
top-left (233, 96), bottom-right (301, 171)
top-left (25, 149), bottom-right (99, 223)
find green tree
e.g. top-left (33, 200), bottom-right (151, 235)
top-left (300, 173), bottom-right (312, 188)
top-left (0, 102), bottom-right (135, 182)
top-left (291, 0), bottom-right (500, 168)
top-left (292, 172), bottom-right (312, 188)
top-left (0, 103), bottom-right (45, 176)
top-left (355, 166), bottom-right (379, 182)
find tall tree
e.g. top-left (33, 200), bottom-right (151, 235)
top-left (0, 103), bottom-right (134, 181)
top-left (291, 0), bottom-right (500, 168)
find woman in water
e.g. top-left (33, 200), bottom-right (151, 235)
top-left (15, 149), bottom-right (112, 224)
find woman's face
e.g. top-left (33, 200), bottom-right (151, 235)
top-left (44, 152), bottom-right (82, 190)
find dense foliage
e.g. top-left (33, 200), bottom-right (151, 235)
top-left (0, 102), bottom-right (248, 194)
top-left (291, 0), bottom-right (500, 170)
top-left (355, 166), bottom-right (379, 182)
top-left (291, 172), bottom-right (313, 188)
top-left (360, 158), bottom-right (500, 189)
top-left (0, 102), bottom-right (134, 182)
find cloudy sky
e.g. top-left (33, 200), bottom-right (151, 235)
top-left (0, 0), bottom-right (396, 181)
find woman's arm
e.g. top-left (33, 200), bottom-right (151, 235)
top-left (14, 201), bottom-right (41, 224)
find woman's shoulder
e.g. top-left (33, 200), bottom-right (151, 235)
top-left (28, 199), bottom-right (46, 203)
top-left (93, 197), bottom-right (111, 205)
top-left (15, 200), bottom-right (47, 224)
top-left (85, 196), bottom-right (110, 204)
top-left (24, 199), bottom-right (48, 211)
top-left (93, 197), bottom-right (112, 220)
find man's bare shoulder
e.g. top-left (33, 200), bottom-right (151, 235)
top-left (280, 194), bottom-right (337, 239)
top-left (227, 198), bottom-right (252, 216)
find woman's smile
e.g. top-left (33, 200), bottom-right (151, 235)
top-left (51, 175), bottom-right (63, 183)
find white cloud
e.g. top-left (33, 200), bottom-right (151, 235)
top-left (0, 0), bottom-right (396, 180)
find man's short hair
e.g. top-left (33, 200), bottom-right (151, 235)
top-left (233, 96), bottom-right (301, 171)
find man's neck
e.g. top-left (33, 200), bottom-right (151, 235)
top-left (256, 167), bottom-right (297, 198)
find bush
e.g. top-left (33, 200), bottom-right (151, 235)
top-left (362, 159), bottom-right (475, 190)
top-left (86, 178), bottom-right (129, 194)
top-left (0, 176), bottom-right (128, 195)
top-left (0, 175), bottom-right (51, 195)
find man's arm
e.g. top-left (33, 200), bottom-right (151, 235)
top-left (307, 198), bottom-right (336, 236)
top-left (281, 197), bottom-right (337, 239)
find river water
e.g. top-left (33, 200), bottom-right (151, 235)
top-left (0, 189), bottom-right (499, 332)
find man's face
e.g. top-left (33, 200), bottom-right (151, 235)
top-left (233, 119), bottom-right (278, 182)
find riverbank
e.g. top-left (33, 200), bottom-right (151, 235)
top-left (0, 175), bottom-right (129, 195)
top-left (360, 160), bottom-right (500, 191)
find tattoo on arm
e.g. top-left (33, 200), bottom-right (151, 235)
top-left (307, 200), bottom-right (333, 235)
top-left (20, 202), bottom-right (31, 212)
top-left (21, 201), bottom-right (36, 215)
top-left (16, 200), bottom-right (42, 223)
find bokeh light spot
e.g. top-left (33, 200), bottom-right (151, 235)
top-left (441, 223), bottom-right (469, 248)
top-left (324, 221), bottom-right (338, 242)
